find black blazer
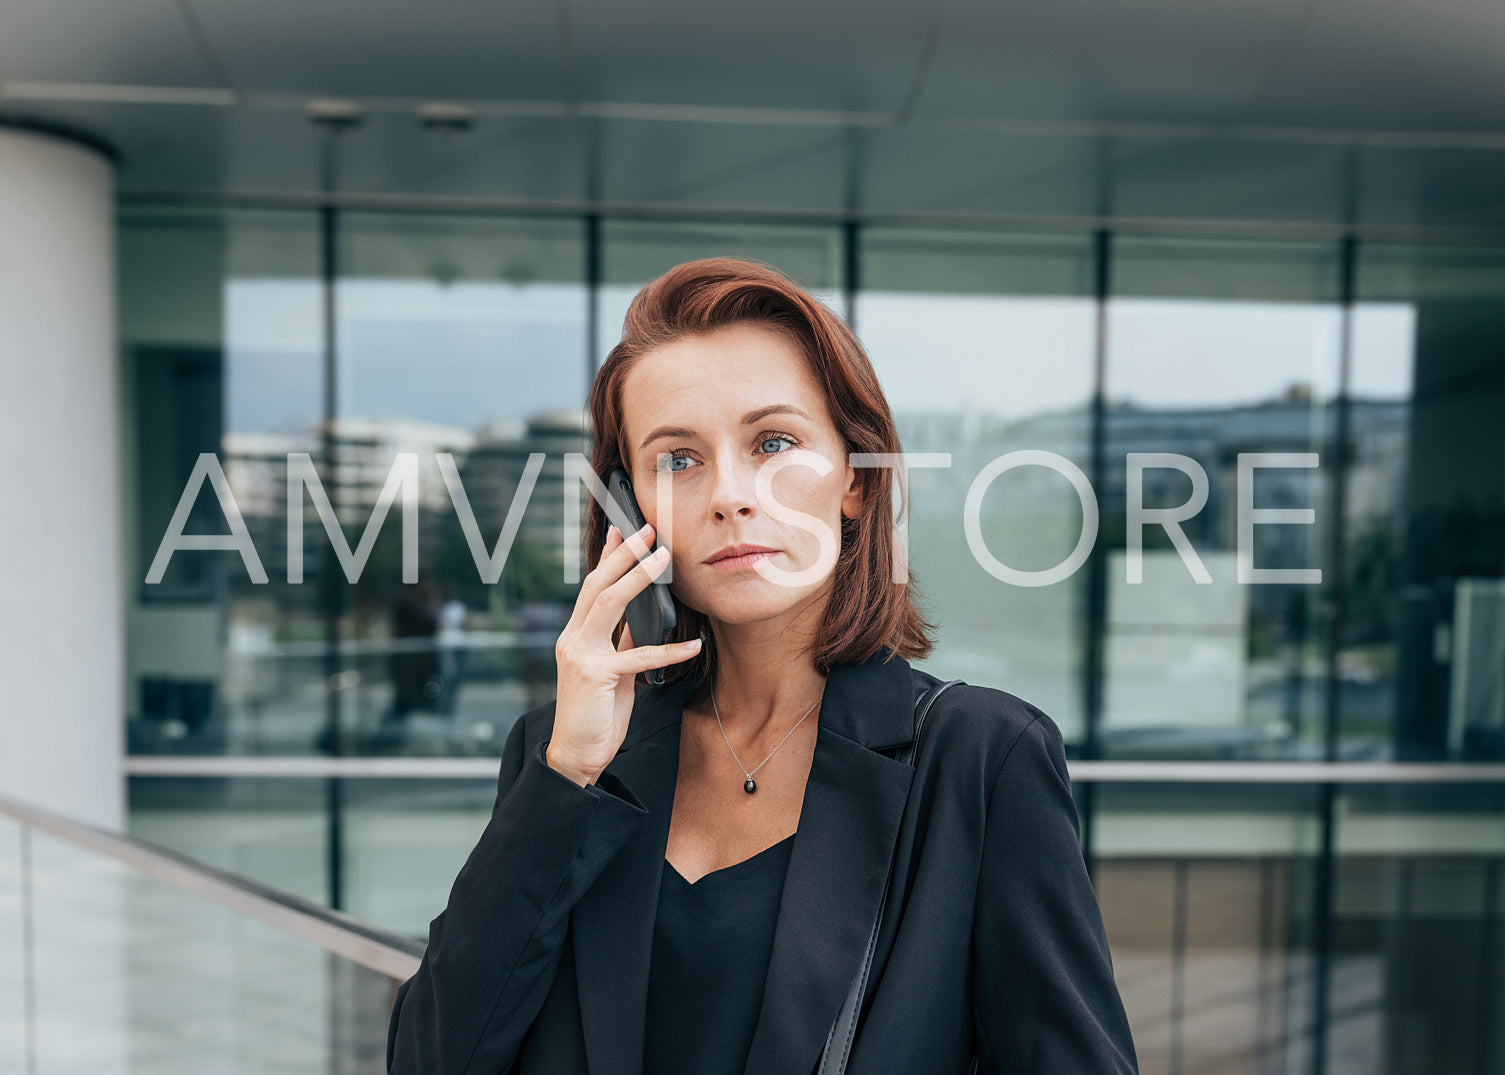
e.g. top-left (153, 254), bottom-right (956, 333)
top-left (386, 647), bottom-right (1140, 1074)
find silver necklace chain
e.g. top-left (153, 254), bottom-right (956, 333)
top-left (711, 682), bottom-right (821, 793)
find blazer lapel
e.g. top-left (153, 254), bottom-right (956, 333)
top-left (571, 673), bottom-right (694, 1075)
top-left (570, 649), bottom-right (919, 1075)
top-left (743, 649), bottom-right (917, 1075)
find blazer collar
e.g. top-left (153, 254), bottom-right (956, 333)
top-left (571, 647), bottom-right (919, 1075)
top-left (617, 645), bottom-right (917, 753)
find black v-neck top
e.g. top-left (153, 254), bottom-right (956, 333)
top-left (643, 833), bottom-right (797, 1074)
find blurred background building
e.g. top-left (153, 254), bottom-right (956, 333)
top-left (1, 0), bottom-right (1503, 1072)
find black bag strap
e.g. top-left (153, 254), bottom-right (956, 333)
top-left (817, 678), bottom-right (964, 1075)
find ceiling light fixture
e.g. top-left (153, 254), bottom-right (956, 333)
top-left (304, 98), bottom-right (365, 132)
top-left (417, 102), bottom-right (476, 134)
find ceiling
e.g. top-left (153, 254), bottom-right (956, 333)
top-left (2, 0), bottom-right (1504, 236)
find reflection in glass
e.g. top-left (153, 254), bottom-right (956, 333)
top-left (596, 219), bottom-right (845, 367)
top-left (1094, 782), bottom-right (1323, 1075)
top-left (15, 826), bottom-right (394, 1073)
top-left (1328, 783), bottom-right (1505, 1073)
top-left (128, 774), bottom-right (500, 941)
top-left (341, 778), bottom-right (500, 938)
top-left (1347, 245), bottom-right (1505, 763)
top-left (857, 229), bottom-right (1096, 741)
top-left (1101, 237), bottom-right (1343, 760)
top-left (116, 210), bottom-right (1505, 1075)
top-left (127, 776), bottom-right (329, 908)
top-left (329, 214), bottom-right (589, 758)
top-left (1337, 299), bottom-right (1414, 761)
top-left (122, 208), bottom-right (324, 760)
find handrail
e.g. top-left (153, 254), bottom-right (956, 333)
top-left (122, 754), bottom-right (1505, 783)
top-left (0, 792), bottom-right (423, 981)
top-left (1065, 760), bottom-right (1505, 782)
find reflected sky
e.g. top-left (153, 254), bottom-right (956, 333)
top-left (224, 275), bottom-right (1419, 439)
top-left (858, 292), bottom-right (1094, 421)
top-left (225, 277), bottom-right (588, 435)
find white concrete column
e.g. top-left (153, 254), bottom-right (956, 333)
top-left (0, 125), bottom-right (123, 830)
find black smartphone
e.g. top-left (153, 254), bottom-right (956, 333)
top-left (601, 467), bottom-right (678, 684)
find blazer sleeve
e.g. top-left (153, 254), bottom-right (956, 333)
top-left (971, 712), bottom-right (1140, 1074)
top-left (386, 709), bottom-right (649, 1075)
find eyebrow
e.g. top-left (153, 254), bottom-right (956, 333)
top-left (637, 404), bottom-right (814, 452)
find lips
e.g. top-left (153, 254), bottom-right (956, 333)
top-left (706, 543), bottom-right (779, 565)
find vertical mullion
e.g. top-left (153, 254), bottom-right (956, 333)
top-left (1477, 858), bottom-right (1501, 1074)
top-left (1309, 234), bottom-right (1357, 1075)
top-left (848, 216), bottom-right (860, 326)
top-left (842, 219), bottom-right (860, 330)
top-left (1080, 228), bottom-right (1111, 875)
top-left (1324, 237), bottom-right (1357, 765)
top-left (319, 131), bottom-right (345, 914)
top-left (586, 213), bottom-right (602, 378)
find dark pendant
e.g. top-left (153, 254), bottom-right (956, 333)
top-left (744, 778), bottom-right (757, 794)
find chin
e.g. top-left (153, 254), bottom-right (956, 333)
top-left (675, 577), bottom-right (829, 628)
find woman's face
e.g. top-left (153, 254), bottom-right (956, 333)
top-left (619, 321), bottom-right (862, 629)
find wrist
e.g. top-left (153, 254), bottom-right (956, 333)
top-left (545, 742), bottom-right (597, 787)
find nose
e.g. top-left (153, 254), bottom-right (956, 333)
top-left (708, 457), bottom-right (758, 522)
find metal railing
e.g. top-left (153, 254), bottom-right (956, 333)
top-left (0, 790), bottom-right (422, 982)
top-left (121, 754), bottom-right (1505, 783)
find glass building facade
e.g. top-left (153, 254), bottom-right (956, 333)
top-left (119, 207), bottom-right (1505, 1074)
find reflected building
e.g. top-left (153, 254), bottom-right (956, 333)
top-left (461, 408), bottom-right (593, 556)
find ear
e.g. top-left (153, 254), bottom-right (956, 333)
top-left (839, 460), bottom-right (862, 521)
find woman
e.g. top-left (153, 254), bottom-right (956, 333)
top-left (386, 257), bottom-right (1139, 1074)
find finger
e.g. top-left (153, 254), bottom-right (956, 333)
top-left (564, 522), bottom-right (652, 636)
top-left (583, 544), bottom-right (671, 642)
top-left (585, 545), bottom-right (671, 635)
top-left (606, 637), bottom-right (702, 676)
top-left (580, 522), bottom-right (655, 603)
top-left (602, 519), bottom-right (655, 566)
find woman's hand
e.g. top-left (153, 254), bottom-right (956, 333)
top-left (545, 522), bottom-right (702, 786)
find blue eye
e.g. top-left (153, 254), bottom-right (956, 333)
top-left (657, 452), bottom-right (699, 473)
top-left (655, 434), bottom-right (797, 473)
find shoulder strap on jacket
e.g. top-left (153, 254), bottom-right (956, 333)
top-left (818, 677), bottom-right (965, 1075)
top-left (894, 678), bottom-right (965, 767)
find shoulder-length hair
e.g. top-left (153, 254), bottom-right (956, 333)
top-left (583, 256), bottom-right (935, 687)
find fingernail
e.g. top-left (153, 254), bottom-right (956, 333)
top-left (607, 524), bottom-right (620, 539)
top-left (635, 522), bottom-right (653, 537)
top-left (651, 546), bottom-right (670, 560)
top-left (682, 638), bottom-right (702, 648)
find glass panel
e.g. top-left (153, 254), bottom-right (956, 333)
top-left (1102, 236), bottom-right (1344, 760)
top-left (857, 228), bottom-right (1096, 741)
top-left (597, 219), bottom-right (845, 367)
top-left (1093, 782), bottom-right (1324, 1074)
top-left (1329, 784), bottom-right (1505, 1073)
top-left (332, 213), bottom-right (589, 757)
top-left (1345, 245), bottom-right (1505, 762)
top-left (124, 208), bottom-right (592, 760)
top-left (126, 773), bottom-right (501, 939)
top-left (122, 207), bottom-right (326, 759)
top-left (127, 777), bottom-right (328, 908)
top-left (22, 827), bottom-right (397, 1073)
top-left (341, 778), bottom-right (499, 938)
